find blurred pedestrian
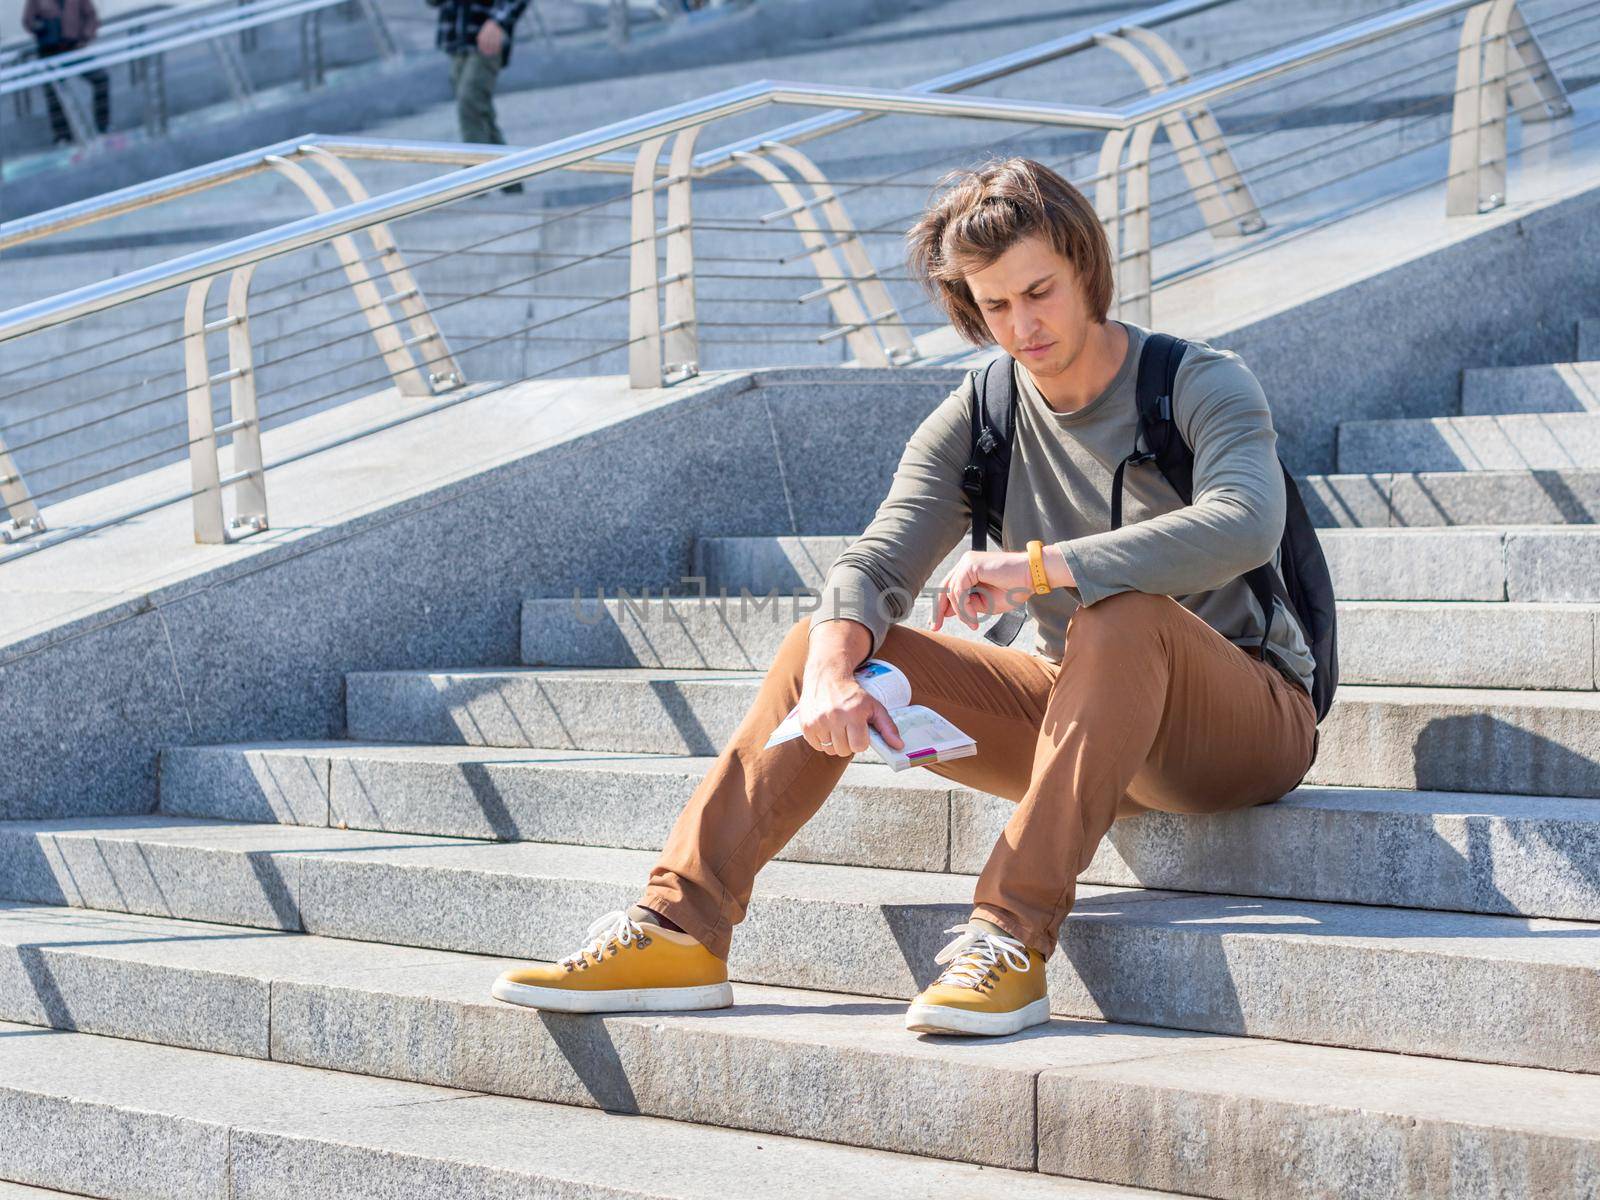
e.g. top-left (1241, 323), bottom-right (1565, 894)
top-left (426, 0), bottom-right (528, 193)
top-left (22, 0), bottom-right (110, 144)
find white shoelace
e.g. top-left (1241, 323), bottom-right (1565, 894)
top-left (932, 922), bottom-right (1031, 989)
top-left (558, 909), bottom-right (647, 969)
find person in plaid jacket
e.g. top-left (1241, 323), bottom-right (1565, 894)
top-left (426, 0), bottom-right (530, 191)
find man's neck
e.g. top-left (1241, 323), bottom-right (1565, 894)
top-left (1027, 320), bottom-right (1129, 415)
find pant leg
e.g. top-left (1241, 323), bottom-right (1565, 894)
top-left (971, 589), bottom-right (1318, 958)
top-left (640, 614), bottom-right (1057, 959)
top-left (42, 83), bottom-right (71, 141)
top-left (39, 46), bottom-right (72, 141)
top-left (454, 48), bottom-right (505, 145)
top-left (84, 67), bottom-right (109, 132)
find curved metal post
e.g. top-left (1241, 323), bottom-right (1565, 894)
top-left (300, 143), bottom-right (464, 390)
top-left (265, 153), bottom-right (431, 395)
top-left (183, 277), bottom-right (227, 544)
top-left (629, 135), bottom-right (667, 388)
top-left (1111, 25), bottom-right (1265, 236)
top-left (1505, 3), bottom-right (1572, 123)
top-left (758, 139), bottom-right (917, 363)
top-left (1447, 0), bottom-right (1549, 216)
top-left (1095, 121), bottom-right (1158, 326)
top-left (662, 127), bottom-right (700, 381)
top-left (0, 433), bottom-right (44, 542)
top-left (183, 267), bottom-right (269, 543)
top-left (225, 263), bottom-right (268, 534)
top-left (733, 149), bottom-right (886, 367)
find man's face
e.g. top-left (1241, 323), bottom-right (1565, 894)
top-left (963, 233), bottom-right (1096, 380)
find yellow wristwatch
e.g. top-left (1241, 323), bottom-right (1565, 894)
top-left (1025, 539), bottom-right (1052, 594)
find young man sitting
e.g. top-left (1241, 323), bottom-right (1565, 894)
top-left (490, 156), bottom-right (1318, 1037)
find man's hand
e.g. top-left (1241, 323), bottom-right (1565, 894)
top-left (930, 550), bottom-right (1039, 632)
top-left (800, 619), bottom-right (903, 759)
top-left (796, 668), bottom-right (903, 759)
top-left (476, 17), bottom-right (505, 58)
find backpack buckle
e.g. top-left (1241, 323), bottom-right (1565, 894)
top-left (1128, 450), bottom-right (1157, 467)
top-left (975, 427), bottom-right (999, 456)
top-left (961, 464), bottom-right (983, 495)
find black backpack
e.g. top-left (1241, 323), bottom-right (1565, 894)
top-left (960, 334), bottom-right (1339, 723)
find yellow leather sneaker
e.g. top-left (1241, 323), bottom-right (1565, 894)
top-left (904, 920), bottom-right (1049, 1036)
top-left (491, 909), bottom-right (733, 1013)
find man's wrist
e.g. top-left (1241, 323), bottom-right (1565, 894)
top-left (1040, 544), bottom-right (1075, 591)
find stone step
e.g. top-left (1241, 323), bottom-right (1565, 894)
top-left (521, 595), bottom-right (1598, 689)
top-left (1579, 316), bottom-right (1598, 361)
top-left (345, 669), bottom-right (1600, 797)
top-left (0, 900), bottom-right (1228, 1176)
top-left (2, 899), bottom-right (1596, 1198)
top-left (1302, 467), bottom-right (1600, 527)
top-left (0, 1016), bottom-right (1147, 1200)
top-left (3, 820), bottom-right (1598, 1073)
top-left (1335, 412), bottom-right (1600, 474)
top-left (692, 527), bottom-right (1600, 603)
top-left (158, 742), bottom-right (1600, 922)
top-left (8, 1015), bottom-right (1600, 1200)
top-left (1318, 526), bottom-right (1600, 601)
top-left (0, 1184), bottom-right (90, 1199)
top-left (1460, 362), bottom-right (1600, 414)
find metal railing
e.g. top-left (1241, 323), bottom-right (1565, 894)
top-left (0, 0), bottom-right (1585, 557)
top-left (0, 0), bottom-right (1230, 252)
top-left (1, 0), bottom-right (398, 146)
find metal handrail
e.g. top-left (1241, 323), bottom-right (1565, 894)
top-left (1, 0), bottom-right (250, 67)
top-left (1, 0), bottom-right (1222, 248)
top-left (0, 0), bottom-right (1578, 552)
top-left (0, 0), bottom-right (365, 90)
top-left (0, 0), bottom-right (1547, 344)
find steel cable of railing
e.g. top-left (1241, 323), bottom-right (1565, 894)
top-left (1140, 1), bottom-right (1600, 227)
top-left (1141, 26), bottom-right (1600, 247)
top-left (0, 317), bottom-right (672, 565)
top-left (4, 167), bottom-right (1591, 533)
top-left (0, 184), bottom-right (647, 438)
top-left (806, 2), bottom-right (1585, 249)
top-left (1150, 100), bottom-right (1600, 293)
top-left (20, 23), bottom-right (1582, 468)
top-left (6, 1), bottom-right (1593, 521)
top-left (9, 284), bottom-right (627, 474)
top-left (0, 177), bottom-right (644, 388)
top-left (750, 3), bottom-right (1458, 228)
top-left (802, 16), bottom-right (1592, 279)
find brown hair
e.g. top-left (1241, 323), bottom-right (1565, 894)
top-left (906, 157), bottom-right (1114, 345)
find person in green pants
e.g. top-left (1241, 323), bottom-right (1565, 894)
top-left (427, 0), bottom-right (529, 193)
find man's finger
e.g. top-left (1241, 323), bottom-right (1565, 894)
top-left (871, 701), bottom-right (903, 750)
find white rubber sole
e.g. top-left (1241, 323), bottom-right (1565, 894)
top-left (904, 996), bottom-right (1050, 1037)
top-left (490, 977), bottom-right (734, 1013)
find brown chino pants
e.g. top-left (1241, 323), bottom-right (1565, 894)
top-left (639, 589), bottom-right (1319, 960)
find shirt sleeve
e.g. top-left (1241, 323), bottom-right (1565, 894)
top-left (810, 375), bottom-right (975, 658)
top-left (488, 0), bottom-right (528, 28)
top-left (1054, 348), bottom-right (1285, 606)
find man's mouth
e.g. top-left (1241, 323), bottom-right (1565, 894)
top-left (1018, 341), bottom-right (1054, 356)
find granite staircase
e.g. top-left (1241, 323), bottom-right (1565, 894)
top-left (2, 319), bottom-right (1600, 1197)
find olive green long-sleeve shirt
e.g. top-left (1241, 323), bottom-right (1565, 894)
top-left (809, 320), bottom-right (1316, 696)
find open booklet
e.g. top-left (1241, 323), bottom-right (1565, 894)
top-left (763, 658), bottom-right (977, 772)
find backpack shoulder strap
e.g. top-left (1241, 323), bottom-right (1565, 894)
top-left (1111, 330), bottom-right (1191, 530)
top-left (1131, 331), bottom-right (1294, 663)
top-left (1135, 331), bottom-right (1193, 506)
top-left (961, 353), bottom-right (1017, 552)
top-left (960, 354), bottom-right (1029, 647)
